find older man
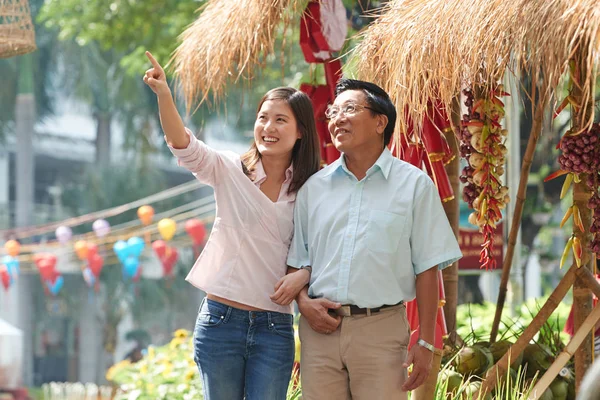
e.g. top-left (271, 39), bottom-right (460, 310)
top-left (284, 79), bottom-right (462, 399)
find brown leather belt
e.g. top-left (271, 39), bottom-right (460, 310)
top-left (330, 301), bottom-right (404, 317)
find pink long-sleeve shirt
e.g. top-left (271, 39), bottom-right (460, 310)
top-left (168, 130), bottom-right (295, 314)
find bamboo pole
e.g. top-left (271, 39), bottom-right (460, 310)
top-left (575, 267), bottom-right (600, 299)
top-left (490, 86), bottom-right (548, 342)
top-left (529, 303), bottom-right (600, 399)
top-left (476, 264), bottom-right (578, 398)
top-left (571, 43), bottom-right (595, 390)
top-left (442, 96), bottom-right (461, 343)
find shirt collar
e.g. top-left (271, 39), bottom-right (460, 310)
top-left (323, 147), bottom-right (393, 180)
top-left (253, 159), bottom-right (294, 185)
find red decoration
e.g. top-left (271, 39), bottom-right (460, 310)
top-left (87, 253), bottom-right (104, 278)
top-left (162, 247), bottom-right (179, 277)
top-left (185, 219), bottom-right (207, 246)
top-left (152, 240), bottom-right (179, 278)
top-left (152, 240), bottom-right (167, 259)
top-left (87, 243), bottom-right (98, 258)
top-left (35, 254), bottom-right (57, 282)
top-left (1, 266), bottom-right (10, 291)
top-left (300, 1), bottom-right (329, 62)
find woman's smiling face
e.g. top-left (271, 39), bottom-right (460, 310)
top-left (254, 99), bottom-right (301, 158)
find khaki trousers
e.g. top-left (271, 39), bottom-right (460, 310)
top-left (299, 304), bottom-right (410, 400)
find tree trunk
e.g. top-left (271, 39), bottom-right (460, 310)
top-left (15, 54), bottom-right (36, 387)
top-left (95, 112), bottom-right (112, 167)
top-left (442, 97), bottom-right (461, 343)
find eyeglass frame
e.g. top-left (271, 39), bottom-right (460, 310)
top-left (324, 102), bottom-right (378, 120)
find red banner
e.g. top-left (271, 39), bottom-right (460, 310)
top-left (458, 222), bottom-right (503, 270)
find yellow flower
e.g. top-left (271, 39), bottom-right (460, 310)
top-left (148, 346), bottom-right (155, 360)
top-left (185, 369), bottom-right (196, 381)
top-left (105, 359), bottom-right (131, 381)
top-left (140, 363), bottom-right (148, 375)
top-left (174, 329), bottom-right (189, 339)
top-left (162, 362), bottom-right (173, 377)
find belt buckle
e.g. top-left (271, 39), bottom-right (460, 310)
top-left (338, 305), bottom-right (352, 317)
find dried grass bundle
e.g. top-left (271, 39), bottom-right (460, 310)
top-left (171, 0), bottom-right (306, 112)
top-left (350, 0), bottom-right (600, 140)
top-left (0, 0), bottom-right (36, 58)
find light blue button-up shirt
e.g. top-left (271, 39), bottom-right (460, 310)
top-left (287, 148), bottom-right (462, 308)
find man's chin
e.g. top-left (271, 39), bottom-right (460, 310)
top-left (332, 139), bottom-right (346, 152)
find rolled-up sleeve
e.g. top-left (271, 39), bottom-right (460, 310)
top-left (167, 128), bottom-right (226, 186)
top-left (410, 180), bottom-right (462, 275)
top-left (287, 185), bottom-right (310, 268)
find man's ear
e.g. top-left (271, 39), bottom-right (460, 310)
top-left (376, 114), bottom-right (389, 136)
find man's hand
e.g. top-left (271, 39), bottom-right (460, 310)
top-left (401, 344), bottom-right (434, 391)
top-left (270, 269), bottom-right (310, 306)
top-left (298, 293), bottom-right (342, 334)
top-left (143, 51), bottom-right (170, 97)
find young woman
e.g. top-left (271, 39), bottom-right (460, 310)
top-left (143, 51), bottom-right (320, 400)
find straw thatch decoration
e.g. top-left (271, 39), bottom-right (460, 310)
top-left (0, 0), bottom-right (36, 58)
top-left (350, 0), bottom-right (600, 142)
top-left (171, 0), bottom-right (307, 112)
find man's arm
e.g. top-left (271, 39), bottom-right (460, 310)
top-left (402, 267), bottom-right (438, 391)
top-left (415, 267), bottom-right (439, 344)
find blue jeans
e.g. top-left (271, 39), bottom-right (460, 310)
top-left (193, 298), bottom-right (295, 400)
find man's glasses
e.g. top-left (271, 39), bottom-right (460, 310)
top-left (324, 103), bottom-right (376, 120)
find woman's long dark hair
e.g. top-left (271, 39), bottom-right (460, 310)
top-left (241, 87), bottom-right (321, 194)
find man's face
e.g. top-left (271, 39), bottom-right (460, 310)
top-left (327, 90), bottom-right (386, 155)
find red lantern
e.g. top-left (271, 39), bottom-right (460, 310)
top-left (185, 219), bottom-right (207, 246)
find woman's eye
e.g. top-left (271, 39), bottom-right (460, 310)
top-left (277, 118), bottom-right (286, 122)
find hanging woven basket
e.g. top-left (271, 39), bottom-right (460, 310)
top-left (0, 0), bottom-right (36, 58)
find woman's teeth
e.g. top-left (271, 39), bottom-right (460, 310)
top-left (263, 137), bottom-right (279, 143)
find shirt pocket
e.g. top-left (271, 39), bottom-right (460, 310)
top-left (366, 210), bottom-right (407, 253)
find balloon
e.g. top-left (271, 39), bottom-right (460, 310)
top-left (137, 205), bottom-right (155, 226)
top-left (127, 237), bottom-right (145, 258)
top-left (87, 253), bottom-right (104, 278)
top-left (47, 275), bottom-right (64, 296)
top-left (74, 240), bottom-right (89, 260)
top-left (113, 240), bottom-right (130, 264)
top-left (55, 226), bottom-right (72, 244)
top-left (34, 253), bottom-right (57, 268)
top-left (162, 247), bottom-right (179, 277)
top-left (82, 267), bottom-right (95, 287)
top-left (4, 240), bottom-right (20, 257)
top-left (87, 243), bottom-right (98, 258)
top-left (123, 257), bottom-right (139, 278)
top-left (0, 266), bottom-right (10, 291)
top-left (92, 219), bottom-right (111, 237)
top-left (157, 218), bottom-right (177, 241)
top-left (185, 219), bottom-right (207, 246)
top-left (36, 255), bottom-right (57, 281)
top-left (152, 240), bottom-right (167, 259)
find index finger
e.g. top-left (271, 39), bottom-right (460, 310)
top-left (145, 51), bottom-right (162, 70)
